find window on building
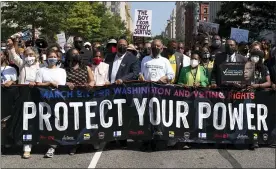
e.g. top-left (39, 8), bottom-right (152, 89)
top-left (204, 8), bottom-right (208, 14)
top-left (111, 2), bottom-right (116, 5)
top-left (203, 17), bottom-right (207, 21)
top-left (111, 8), bottom-right (115, 13)
top-left (103, 2), bottom-right (106, 6)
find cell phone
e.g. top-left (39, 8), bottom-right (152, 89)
top-left (1, 115), bottom-right (11, 122)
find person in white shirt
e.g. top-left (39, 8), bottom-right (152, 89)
top-left (1, 50), bottom-right (17, 86)
top-left (35, 49), bottom-right (66, 158)
top-left (140, 39), bottom-right (175, 83)
top-left (91, 50), bottom-right (110, 86)
top-left (7, 39), bottom-right (41, 86)
top-left (178, 42), bottom-right (190, 67)
top-left (36, 50), bottom-right (66, 87)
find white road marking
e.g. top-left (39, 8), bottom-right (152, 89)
top-left (88, 143), bottom-right (106, 168)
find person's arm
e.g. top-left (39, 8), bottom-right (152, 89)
top-left (87, 66), bottom-right (95, 87)
top-left (7, 47), bottom-right (24, 68)
top-left (164, 59), bottom-right (175, 83)
top-left (259, 75), bottom-right (271, 88)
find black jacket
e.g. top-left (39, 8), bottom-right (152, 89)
top-left (79, 47), bottom-right (93, 66)
top-left (211, 52), bottom-right (248, 86)
top-left (104, 52), bottom-right (140, 82)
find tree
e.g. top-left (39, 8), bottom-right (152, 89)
top-left (63, 2), bottom-right (101, 41)
top-left (215, 2), bottom-right (276, 40)
top-left (1, 2), bottom-right (66, 42)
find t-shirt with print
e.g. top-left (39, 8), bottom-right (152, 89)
top-left (1, 66), bottom-right (17, 84)
top-left (36, 67), bottom-right (66, 85)
top-left (254, 65), bottom-right (270, 84)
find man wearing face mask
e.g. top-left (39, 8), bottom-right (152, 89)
top-left (140, 39), bottom-right (175, 83)
top-left (210, 35), bottom-right (223, 58)
top-left (140, 42), bottom-right (151, 61)
top-left (73, 36), bottom-right (93, 66)
top-left (105, 39), bottom-right (140, 85)
top-left (238, 42), bottom-right (250, 58)
top-left (211, 39), bottom-right (247, 87)
top-left (104, 39), bottom-right (117, 58)
top-left (163, 40), bottom-right (183, 84)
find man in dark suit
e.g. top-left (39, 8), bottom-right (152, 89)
top-left (164, 40), bottom-right (184, 84)
top-left (211, 39), bottom-right (248, 87)
top-left (105, 39), bottom-right (140, 84)
top-left (73, 36), bottom-right (93, 66)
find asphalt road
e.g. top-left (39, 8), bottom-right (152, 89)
top-left (1, 141), bottom-right (275, 168)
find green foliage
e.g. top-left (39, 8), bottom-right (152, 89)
top-left (1, 1), bottom-right (129, 43)
top-left (215, 2), bottom-right (276, 40)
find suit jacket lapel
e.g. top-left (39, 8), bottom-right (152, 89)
top-left (115, 53), bottom-right (128, 79)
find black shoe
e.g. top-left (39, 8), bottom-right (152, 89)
top-left (249, 143), bottom-right (259, 150)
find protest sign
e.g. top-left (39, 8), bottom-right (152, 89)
top-left (133, 9), bottom-right (152, 37)
top-left (230, 28), bottom-right (249, 43)
top-left (220, 62), bottom-right (255, 85)
top-left (1, 83), bottom-right (275, 146)
top-left (198, 21), bottom-right (220, 35)
top-left (56, 32), bottom-right (66, 50)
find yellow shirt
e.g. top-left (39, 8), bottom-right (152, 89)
top-left (168, 55), bottom-right (177, 83)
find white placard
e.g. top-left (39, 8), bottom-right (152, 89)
top-left (133, 9), bottom-right (152, 37)
top-left (230, 28), bottom-right (249, 43)
top-left (56, 32), bottom-right (66, 50)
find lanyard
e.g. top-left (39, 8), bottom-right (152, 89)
top-left (190, 67), bottom-right (198, 83)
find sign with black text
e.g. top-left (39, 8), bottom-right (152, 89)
top-left (133, 9), bottom-right (152, 37)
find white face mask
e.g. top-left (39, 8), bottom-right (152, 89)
top-left (190, 59), bottom-right (199, 68)
top-left (251, 56), bottom-right (260, 63)
top-left (42, 54), bottom-right (47, 61)
top-left (25, 57), bottom-right (36, 65)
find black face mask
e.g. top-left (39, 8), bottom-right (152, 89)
top-left (72, 54), bottom-right (81, 63)
top-left (74, 41), bottom-right (83, 50)
top-left (225, 45), bottom-right (235, 55)
top-left (202, 52), bottom-right (210, 59)
top-left (117, 45), bottom-right (127, 56)
top-left (143, 48), bottom-right (151, 56)
top-left (152, 47), bottom-right (161, 58)
top-left (168, 48), bottom-right (176, 55)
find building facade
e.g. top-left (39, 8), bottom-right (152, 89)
top-left (164, 8), bottom-right (176, 39)
top-left (175, 1), bottom-right (186, 42)
top-left (208, 2), bottom-right (222, 23)
top-left (199, 2), bottom-right (209, 22)
top-left (101, 1), bottom-right (133, 32)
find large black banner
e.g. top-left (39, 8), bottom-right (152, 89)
top-left (1, 82), bottom-right (276, 146)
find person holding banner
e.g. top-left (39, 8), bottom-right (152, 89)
top-left (91, 50), bottom-right (110, 86)
top-left (105, 39), bottom-right (140, 85)
top-left (140, 39), bottom-right (175, 83)
top-left (211, 39), bottom-right (247, 87)
top-left (177, 50), bottom-right (209, 87)
top-left (35, 49), bottom-right (67, 158)
top-left (247, 50), bottom-right (271, 90)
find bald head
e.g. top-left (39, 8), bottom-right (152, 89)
top-left (152, 39), bottom-right (163, 48)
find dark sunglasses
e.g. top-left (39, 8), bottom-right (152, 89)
top-left (75, 41), bottom-right (83, 43)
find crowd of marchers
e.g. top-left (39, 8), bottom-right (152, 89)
top-left (1, 33), bottom-right (276, 158)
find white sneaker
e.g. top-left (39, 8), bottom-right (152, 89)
top-left (44, 148), bottom-right (55, 158)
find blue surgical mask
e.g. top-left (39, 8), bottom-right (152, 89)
top-left (47, 58), bottom-right (58, 66)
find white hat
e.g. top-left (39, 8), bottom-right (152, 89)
top-left (108, 39), bottom-right (117, 44)
top-left (84, 42), bottom-right (91, 46)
